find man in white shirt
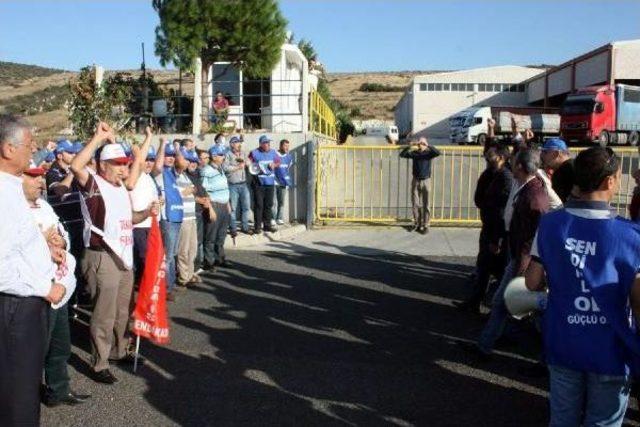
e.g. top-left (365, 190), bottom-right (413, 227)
top-left (22, 162), bottom-right (91, 407)
top-left (130, 128), bottom-right (161, 284)
top-left (0, 114), bottom-right (66, 426)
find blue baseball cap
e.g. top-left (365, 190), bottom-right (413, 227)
top-left (209, 145), bottom-right (226, 157)
top-left (55, 139), bottom-right (80, 154)
top-left (45, 151), bottom-right (55, 163)
top-left (146, 146), bottom-right (157, 160)
top-left (258, 135), bottom-right (272, 145)
top-left (164, 142), bottom-right (176, 156)
top-left (72, 141), bottom-right (84, 152)
top-left (118, 142), bottom-right (132, 157)
top-left (229, 136), bottom-right (242, 145)
top-left (181, 148), bottom-right (199, 163)
top-left (542, 138), bottom-right (568, 151)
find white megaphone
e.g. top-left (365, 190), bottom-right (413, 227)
top-left (504, 277), bottom-right (548, 319)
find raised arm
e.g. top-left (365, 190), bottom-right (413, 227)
top-left (124, 126), bottom-right (153, 190)
top-left (152, 137), bottom-right (166, 177)
top-left (70, 122), bottom-right (114, 188)
top-left (174, 141), bottom-right (188, 173)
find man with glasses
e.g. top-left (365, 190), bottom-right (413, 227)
top-left (399, 136), bottom-right (441, 234)
top-left (0, 114), bottom-right (66, 426)
top-left (526, 147), bottom-right (640, 426)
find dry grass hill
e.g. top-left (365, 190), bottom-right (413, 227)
top-left (0, 61), bottom-right (442, 139)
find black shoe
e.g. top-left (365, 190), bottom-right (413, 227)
top-left (242, 229), bottom-right (254, 236)
top-left (44, 391), bottom-right (92, 407)
top-left (263, 226), bottom-right (278, 233)
top-left (453, 300), bottom-right (480, 314)
top-left (202, 263), bottom-right (217, 272)
top-left (419, 227), bottom-right (429, 235)
top-left (254, 229), bottom-right (263, 235)
top-left (109, 353), bottom-right (144, 366)
top-left (230, 231), bottom-right (238, 238)
top-left (214, 259), bottom-right (233, 269)
top-left (92, 369), bottom-right (118, 384)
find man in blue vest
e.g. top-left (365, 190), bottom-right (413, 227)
top-left (526, 146), bottom-right (640, 426)
top-left (154, 141), bottom-right (187, 301)
top-left (273, 139), bottom-right (293, 225)
top-left (249, 135), bottom-right (280, 234)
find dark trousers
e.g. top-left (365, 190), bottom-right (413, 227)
top-left (44, 303), bottom-right (71, 399)
top-left (133, 227), bottom-right (150, 285)
top-left (204, 202), bottom-right (231, 266)
top-left (195, 211), bottom-right (204, 270)
top-left (0, 294), bottom-right (49, 426)
top-left (253, 185), bottom-right (275, 231)
top-left (466, 229), bottom-right (507, 308)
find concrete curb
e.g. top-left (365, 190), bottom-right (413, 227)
top-left (229, 224), bottom-right (308, 249)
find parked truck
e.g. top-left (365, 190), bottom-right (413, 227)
top-left (560, 84), bottom-right (640, 146)
top-left (450, 105), bottom-right (560, 145)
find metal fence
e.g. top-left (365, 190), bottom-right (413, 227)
top-left (315, 145), bottom-right (640, 226)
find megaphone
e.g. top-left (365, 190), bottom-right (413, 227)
top-left (503, 277), bottom-right (548, 319)
top-left (248, 163), bottom-right (260, 176)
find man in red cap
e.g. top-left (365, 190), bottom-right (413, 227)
top-left (22, 161), bottom-right (91, 407)
top-left (70, 122), bottom-right (158, 384)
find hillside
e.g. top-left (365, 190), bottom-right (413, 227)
top-left (0, 61), bottom-right (441, 139)
top-left (326, 70), bottom-right (443, 120)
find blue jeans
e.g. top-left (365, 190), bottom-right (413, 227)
top-left (549, 365), bottom-right (630, 427)
top-left (272, 186), bottom-right (287, 222)
top-left (160, 220), bottom-right (181, 292)
top-left (477, 257), bottom-right (516, 353)
top-left (228, 183), bottom-right (251, 233)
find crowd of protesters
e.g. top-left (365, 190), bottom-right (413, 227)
top-left (449, 116), bottom-right (640, 426)
top-left (0, 114), bottom-right (293, 426)
top-left (5, 109), bottom-right (640, 426)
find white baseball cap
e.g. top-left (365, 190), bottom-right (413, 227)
top-left (99, 144), bottom-right (129, 164)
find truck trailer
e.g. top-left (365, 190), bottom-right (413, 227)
top-left (450, 106), bottom-right (560, 145)
top-left (560, 84), bottom-right (640, 146)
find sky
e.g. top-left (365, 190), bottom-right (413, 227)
top-left (0, 0), bottom-right (639, 73)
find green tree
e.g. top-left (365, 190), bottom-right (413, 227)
top-left (152, 0), bottom-right (287, 77)
top-left (297, 39), bottom-right (317, 63)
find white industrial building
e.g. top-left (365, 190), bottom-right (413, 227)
top-left (526, 39), bottom-right (640, 107)
top-left (394, 39), bottom-right (640, 141)
top-left (394, 65), bottom-right (545, 139)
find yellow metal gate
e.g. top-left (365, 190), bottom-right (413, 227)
top-left (315, 145), bottom-right (639, 226)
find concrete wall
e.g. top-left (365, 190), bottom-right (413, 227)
top-left (527, 77), bottom-right (546, 103)
top-left (575, 51), bottom-right (609, 88)
top-left (548, 66), bottom-right (572, 97)
top-left (614, 42), bottom-right (640, 80)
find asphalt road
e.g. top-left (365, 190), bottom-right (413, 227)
top-left (40, 233), bottom-right (639, 426)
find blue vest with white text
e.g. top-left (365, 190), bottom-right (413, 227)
top-left (251, 149), bottom-right (278, 186)
top-left (162, 167), bottom-right (184, 223)
top-left (275, 152), bottom-right (293, 187)
top-left (536, 207), bottom-right (640, 375)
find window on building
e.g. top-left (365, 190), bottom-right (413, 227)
top-left (427, 83), bottom-right (435, 91)
top-left (419, 83), bottom-right (427, 91)
top-left (443, 83), bottom-right (450, 91)
top-left (518, 84), bottom-right (525, 92)
top-left (508, 85), bottom-right (517, 92)
top-left (450, 83), bottom-right (458, 91)
top-left (435, 83), bottom-right (443, 91)
top-left (466, 84), bottom-right (474, 91)
top-left (478, 83), bottom-right (486, 92)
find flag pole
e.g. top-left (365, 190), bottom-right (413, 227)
top-left (133, 334), bottom-right (141, 373)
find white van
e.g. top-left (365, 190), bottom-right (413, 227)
top-left (363, 124), bottom-right (399, 143)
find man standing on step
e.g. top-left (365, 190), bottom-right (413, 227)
top-left (399, 136), bottom-right (441, 234)
top-left (249, 135), bottom-right (280, 234)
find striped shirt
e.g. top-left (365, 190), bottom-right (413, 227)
top-left (200, 164), bottom-right (229, 204)
top-left (176, 173), bottom-right (196, 220)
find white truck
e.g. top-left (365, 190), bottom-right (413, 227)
top-left (450, 106), bottom-right (560, 145)
top-left (362, 124), bottom-right (400, 144)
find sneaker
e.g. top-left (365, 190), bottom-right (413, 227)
top-left (189, 274), bottom-right (203, 284)
top-left (195, 268), bottom-right (205, 276)
top-left (276, 219), bottom-right (285, 225)
top-left (270, 219), bottom-right (276, 227)
top-left (419, 227), bottom-right (429, 235)
top-left (242, 229), bottom-right (254, 236)
top-left (263, 226), bottom-right (278, 233)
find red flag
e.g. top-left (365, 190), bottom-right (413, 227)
top-left (133, 215), bottom-right (170, 344)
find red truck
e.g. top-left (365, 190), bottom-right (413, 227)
top-left (560, 84), bottom-right (640, 146)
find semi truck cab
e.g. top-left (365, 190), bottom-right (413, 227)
top-left (561, 85), bottom-right (616, 145)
